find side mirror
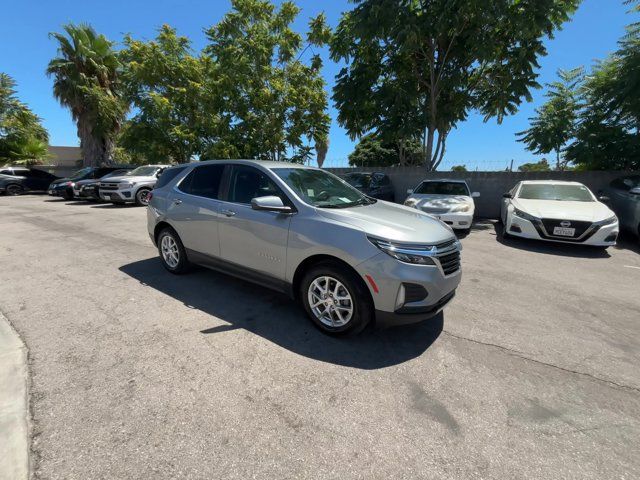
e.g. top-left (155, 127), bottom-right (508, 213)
top-left (630, 187), bottom-right (640, 195)
top-left (502, 193), bottom-right (512, 199)
top-left (471, 191), bottom-right (480, 198)
top-left (406, 189), bottom-right (414, 195)
top-left (598, 195), bottom-right (611, 203)
top-left (251, 195), bottom-right (293, 214)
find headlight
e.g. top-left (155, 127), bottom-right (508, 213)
top-left (368, 237), bottom-right (436, 265)
top-left (514, 208), bottom-right (539, 222)
top-left (450, 204), bottom-right (470, 213)
top-left (595, 215), bottom-right (617, 226)
top-left (121, 182), bottom-right (136, 189)
top-left (404, 198), bottom-right (418, 207)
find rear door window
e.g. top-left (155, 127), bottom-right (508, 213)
top-left (178, 164), bottom-right (225, 199)
top-left (156, 166), bottom-right (187, 189)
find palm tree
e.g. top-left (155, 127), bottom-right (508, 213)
top-left (47, 24), bottom-right (126, 166)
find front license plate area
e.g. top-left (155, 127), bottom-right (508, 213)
top-left (553, 227), bottom-right (575, 237)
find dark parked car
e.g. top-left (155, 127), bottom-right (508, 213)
top-left (343, 171), bottom-right (395, 202)
top-left (48, 166), bottom-right (127, 200)
top-left (73, 168), bottom-right (133, 201)
top-left (601, 175), bottom-right (640, 239)
top-left (0, 167), bottom-right (59, 195)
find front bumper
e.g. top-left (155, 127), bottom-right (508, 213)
top-left (429, 212), bottom-right (473, 230)
top-left (355, 251), bottom-right (461, 327)
top-left (506, 216), bottom-right (619, 246)
top-left (99, 188), bottom-right (134, 202)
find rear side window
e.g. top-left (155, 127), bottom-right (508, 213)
top-left (0, 169), bottom-right (12, 175)
top-left (156, 166), bottom-right (187, 189)
top-left (178, 164), bottom-right (225, 199)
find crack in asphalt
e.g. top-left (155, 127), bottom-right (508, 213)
top-left (443, 330), bottom-right (640, 394)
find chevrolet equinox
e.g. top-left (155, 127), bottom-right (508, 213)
top-left (148, 160), bottom-right (461, 335)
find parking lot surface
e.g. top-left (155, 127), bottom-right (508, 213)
top-left (1, 195), bottom-right (639, 479)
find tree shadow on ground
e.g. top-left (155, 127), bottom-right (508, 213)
top-left (120, 258), bottom-right (444, 370)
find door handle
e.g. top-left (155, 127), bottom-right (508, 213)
top-left (173, 199), bottom-right (182, 205)
top-left (221, 209), bottom-right (236, 217)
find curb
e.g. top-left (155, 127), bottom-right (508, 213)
top-left (0, 312), bottom-right (29, 480)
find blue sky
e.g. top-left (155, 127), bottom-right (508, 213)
top-left (0, 0), bottom-right (631, 170)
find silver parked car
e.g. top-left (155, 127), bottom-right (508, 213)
top-left (147, 160), bottom-right (461, 335)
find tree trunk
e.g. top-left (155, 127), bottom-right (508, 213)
top-left (78, 116), bottom-right (115, 166)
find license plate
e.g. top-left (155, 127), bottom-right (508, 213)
top-left (553, 227), bottom-right (575, 237)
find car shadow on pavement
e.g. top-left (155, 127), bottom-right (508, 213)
top-left (119, 258), bottom-right (443, 370)
top-left (492, 222), bottom-right (612, 259)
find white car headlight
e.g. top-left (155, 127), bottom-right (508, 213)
top-left (450, 204), bottom-right (470, 213)
top-left (595, 215), bottom-right (617, 226)
top-left (513, 208), bottom-right (539, 223)
top-left (404, 198), bottom-right (418, 208)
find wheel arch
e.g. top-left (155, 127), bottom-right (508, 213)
top-left (291, 254), bottom-right (373, 305)
top-left (153, 221), bottom-right (175, 245)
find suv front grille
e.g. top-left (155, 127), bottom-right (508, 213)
top-left (99, 182), bottom-right (120, 191)
top-left (421, 206), bottom-right (450, 214)
top-left (436, 250), bottom-right (461, 275)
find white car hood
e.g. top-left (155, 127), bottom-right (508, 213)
top-left (103, 175), bottom-right (155, 183)
top-left (513, 198), bottom-right (614, 222)
top-left (408, 194), bottom-right (474, 210)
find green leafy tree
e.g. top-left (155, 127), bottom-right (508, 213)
top-left (566, 2), bottom-right (640, 170)
top-left (120, 25), bottom-right (216, 163)
top-left (518, 159), bottom-right (551, 172)
top-left (518, 68), bottom-right (583, 170)
top-left (331, 0), bottom-right (579, 171)
top-left (348, 133), bottom-right (422, 167)
top-left (203, 0), bottom-right (331, 162)
top-left (47, 24), bottom-right (127, 166)
top-left (451, 165), bottom-right (467, 172)
top-left (0, 73), bottom-right (49, 164)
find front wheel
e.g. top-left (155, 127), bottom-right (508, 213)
top-left (5, 184), bottom-right (23, 196)
top-left (158, 228), bottom-right (191, 274)
top-left (135, 188), bottom-right (152, 206)
top-left (62, 189), bottom-right (74, 200)
top-left (300, 262), bottom-right (373, 335)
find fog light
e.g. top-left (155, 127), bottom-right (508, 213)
top-left (604, 233), bottom-right (617, 242)
top-left (510, 224), bottom-right (522, 233)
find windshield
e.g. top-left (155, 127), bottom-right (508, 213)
top-left (69, 167), bottom-right (93, 180)
top-left (518, 183), bottom-right (594, 202)
top-left (126, 166), bottom-right (159, 177)
top-left (344, 173), bottom-right (372, 189)
top-left (414, 181), bottom-right (469, 196)
top-left (273, 168), bottom-right (374, 208)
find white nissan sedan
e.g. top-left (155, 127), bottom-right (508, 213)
top-left (404, 180), bottom-right (480, 231)
top-left (501, 180), bottom-right (619, 248)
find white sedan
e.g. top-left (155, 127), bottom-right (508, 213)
top-left (404, 180), bottom-right (480, 230)
top-left (501, 180), bottom-right (619, 247)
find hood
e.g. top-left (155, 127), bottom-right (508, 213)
top-left (75, 179), bottom-right (97, 187)
top-left (408, 194), bottom-right (474, 209)
top-left (102, 174), bottom-right (155, 183)
top-left (513, 198), bottom-right (614, 222)
top-left (316, 200), bottom-right (455, 244)
top-left (50, 177), bottom-right (70, 186)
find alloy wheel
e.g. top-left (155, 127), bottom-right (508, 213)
top-left (307, 276), bottom-right (354, 328)
top-left (160, 235), bottom-right (180, 268)
top-left (6, 185), bottom-right (22, 196)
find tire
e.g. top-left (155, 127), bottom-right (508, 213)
top-left (300, 261), bottom-right (373, 335)
top-left (157, 228), bottom-right (191, 274)
top-left (62, 189), bottom-right (74, 200)
top-left (135, 188), bottom-right (152, 206)
top-left (5, 184), bottom-right (23, 196)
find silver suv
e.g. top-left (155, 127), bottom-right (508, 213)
top-left (147, 160), bottom-right (462, 335)
top-left (99, 165), bottom-right (170, 206)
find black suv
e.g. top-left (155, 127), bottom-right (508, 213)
top-left (343, 171), bottom-right (395, 202)
top-left (48, 167), bottom-right (127, 200)
top-left (0, 167), bottom-right (59, 195)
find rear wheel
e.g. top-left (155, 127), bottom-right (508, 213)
top-left (135, 188), bottom-right (152, 206)
top-left (300, 262), bottom-right (372, 335)
top-left (158, 228), bottom-right (191, 274)
top-left (5, 184), bottom-right (23, 196)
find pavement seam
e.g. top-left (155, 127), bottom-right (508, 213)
top-left (0, 309), bottom-right (31, 480)
top-left (443, 330), bottom-right (640, 394)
